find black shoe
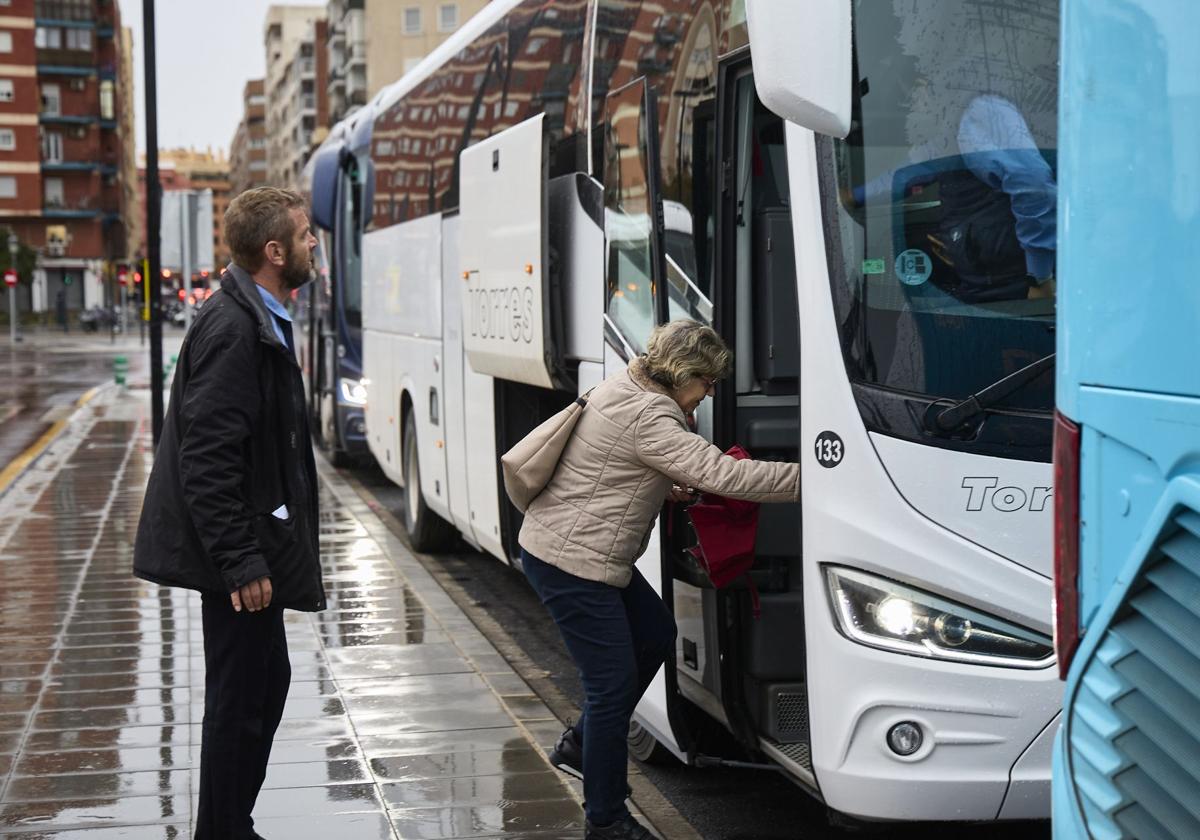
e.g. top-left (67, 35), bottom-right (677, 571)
top-left (548, 726), bottom-right (632, 798)
top-left (585, 814), bottom-right (655, 840)
top-left (548, 726), bottom-right (584, 779)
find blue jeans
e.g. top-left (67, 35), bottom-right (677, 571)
top-left (521, 549), bottom-right (676, 826)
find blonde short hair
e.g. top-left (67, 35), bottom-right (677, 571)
top-left (643, 319), bottom-right (732, 390)
top-left (225, 187), bottom-right (306, 272)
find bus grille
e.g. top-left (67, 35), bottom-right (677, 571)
top-left (1068, 510), bottom-right (1200, 840)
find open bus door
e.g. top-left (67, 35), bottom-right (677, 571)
top-left (609, 62), bottom-right (812, 783)
top-left (600, 77), bottom-right (695, 763)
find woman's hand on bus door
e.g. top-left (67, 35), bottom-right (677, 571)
top-left (669, 484), bottom-right (700, 505)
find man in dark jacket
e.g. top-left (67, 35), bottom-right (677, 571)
top-left (134, 187), bottom-right (325, 840)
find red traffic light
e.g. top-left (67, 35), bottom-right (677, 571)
top-left (177, 288), bottom-right (186, 301)
top-left (133, 271), bottom-right (143, 284)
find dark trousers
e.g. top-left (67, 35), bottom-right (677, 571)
top-left (195, 593), bottom-right (291, 840)
top-left (521, 550), bottom-right (676, 826)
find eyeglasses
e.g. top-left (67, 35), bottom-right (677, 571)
top-left (699, 376), bottom-right (717, 394)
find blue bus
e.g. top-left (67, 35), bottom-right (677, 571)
top-left (297, 105), bottom-right (376, 466)
top-left (1052, 1), bottom-right (1200, 837)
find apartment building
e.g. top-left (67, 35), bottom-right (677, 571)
top-left (364, 1), bottom-right (490, 98)
top-left (264, 5), bottom-right (325, 190)
top-left (0, 0), bottom-right (136, 314)
top-left (229, 79), bottom-right (266, 196)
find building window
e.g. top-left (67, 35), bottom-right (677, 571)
top-left (0, 176), bottom-right (16, 199)
top-left (99, 80), bottom-right (114, 120)
top-left (0, 32), bottom-right (12, 53)
top-left (65, 28), bottom-right (91, 51)
top-left (403, 7), bottom-right (421, 34)
top-left (44, 177), bottom-right (63, 207)
top-left (438, 4), bottom-right (458, 32)
top-left (0, 80), bottom-right (13, 102)
top-left (40, 84), bottom-right (60, 116)
top-left (43, 131), bottom-right (62, 162)
top-left (34, 27), bottom-right (59, 49)
top-left (0, 129), bottom-right (13, 151)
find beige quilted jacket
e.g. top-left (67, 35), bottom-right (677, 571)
top-left (518, 358), bottom-right (799, 587)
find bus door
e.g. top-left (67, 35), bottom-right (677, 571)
top-left (714, 56), bottom-right (807, 775)
top-left (655, 55), bottom-right (809, 775)
top-left (601, 77), bottom-right (692, 759)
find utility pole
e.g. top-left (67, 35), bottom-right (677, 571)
top-left (143, 0), bottom-right (164, 446)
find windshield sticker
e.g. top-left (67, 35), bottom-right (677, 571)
top-left (862, 258), bottom-right (886, 275)
top-left (896, 249), bottom-right (933, 286)
top-left (814, 431), bottom-right (844, 468)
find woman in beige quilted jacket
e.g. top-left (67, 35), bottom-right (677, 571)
top-left (518, 319), bottom-right (799, 840)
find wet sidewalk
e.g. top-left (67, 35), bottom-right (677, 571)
top-left (0, 386), bottom-right (627, 838)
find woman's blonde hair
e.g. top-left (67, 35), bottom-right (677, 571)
top-left (643, 319), bottom-right (732, 390)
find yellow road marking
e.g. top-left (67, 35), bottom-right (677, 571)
top-left (0, 385), bottom-right (105, 496)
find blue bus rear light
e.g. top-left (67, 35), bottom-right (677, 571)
top-left (825, 566), bottom-right (1054, 668)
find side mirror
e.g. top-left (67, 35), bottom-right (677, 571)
top-left (745, 0), bottom-right (852, 138)
top-left (309, 143), bottom-right (344, 232)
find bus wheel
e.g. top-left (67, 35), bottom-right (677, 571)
top-left (402, 412), bottom-right (455, 552)
top-left (627, 719), bottom-right (675, 765)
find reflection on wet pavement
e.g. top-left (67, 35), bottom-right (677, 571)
top-left (0, 389), bottom-right (596, 839)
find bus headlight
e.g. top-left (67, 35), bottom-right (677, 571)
top-left (825, 567), bottom-right (1053, 669)
top-left (339, 378), bottom-right (368, 406)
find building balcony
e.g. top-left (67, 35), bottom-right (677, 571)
top-left (41, 160), bottom-right (99, 171)
top-left (298, 57), bottom-right (315, 77)
top-left (39, 113), bottom-right (94, 125)
top-left (37, 62), bottom-right (95, 76)
top-left (44, 206), bottom-right (101, 218)
top-left (301, 94), bottom-right (316, 113)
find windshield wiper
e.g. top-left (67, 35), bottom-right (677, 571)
top-left (930, 352), bottom-right (1056, 433)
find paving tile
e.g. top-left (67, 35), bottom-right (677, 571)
top-left (0, 794), bottom-right (192, 832)
top-left (387, 798), bottom-right (584, 839)
top-left (370, 748), bottom-right (550, 783)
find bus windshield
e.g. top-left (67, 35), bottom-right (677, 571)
top-left (828, 1), bottom-right (1059, 415)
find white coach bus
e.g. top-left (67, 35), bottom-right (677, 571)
top-left (309, 0), bottom-right (1062, 823)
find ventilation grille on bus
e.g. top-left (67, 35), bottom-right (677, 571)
top-left (763, 685), bottom-right (809, 744)
top-left (1068, 510), bottom-right (1200, 840)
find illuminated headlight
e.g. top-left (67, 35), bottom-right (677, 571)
top-left (825, 567), bottom-right (1053, 668)
top-left (339, 378), bottom-right (368, 406)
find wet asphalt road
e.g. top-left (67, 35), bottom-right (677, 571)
top-left (0, 327), bottom-right (181, 468)
top-left (348, 464), bottom-right (1052, 840)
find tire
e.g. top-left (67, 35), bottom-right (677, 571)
top-left (401, 411), bottom-right (456, 552)
top-left (627, 718), bottom-right (676, 765)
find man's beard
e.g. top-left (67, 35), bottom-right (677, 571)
top-left (280, 244), bottom-right (314, 290)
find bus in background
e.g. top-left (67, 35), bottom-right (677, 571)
top-left (1052, 2), bottom-right (1200, 837)
top-left (297, 107), bottom-right (375, 466)
top-left (315, 0), bottom-right (1062, 824)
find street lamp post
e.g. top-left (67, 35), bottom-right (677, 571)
top-left (7, 232), bottom-right (18, 345)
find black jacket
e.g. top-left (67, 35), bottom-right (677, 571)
top-left (134, 265), bottom-right (326, 612)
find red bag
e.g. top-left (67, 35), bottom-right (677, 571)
top-left (686, 445), bottom-right (763, 617)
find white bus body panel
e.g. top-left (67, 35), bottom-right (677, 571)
top-left (362, 214), bottom-right (451, 522)
top-left (459, 114), bottom-right (552, 390)
top-left (869, 433), bottom-right (1053, 579)
top-left (442, 213), bottom-right (504, 558)
top-left (787, 124), bottom-right (1058, 820)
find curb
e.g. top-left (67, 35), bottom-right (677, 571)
top-left (339, 468), bottom-right (706, 840)
top-left (0, 384), bottom-right (107, 498)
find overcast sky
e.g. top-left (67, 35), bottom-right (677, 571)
top-left (124, 0), bottom-right (280, 156)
